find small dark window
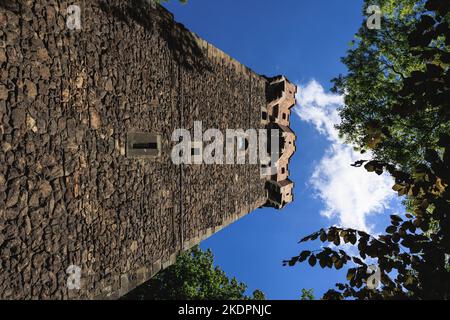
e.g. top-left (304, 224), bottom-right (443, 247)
top-left (127, 133), bottom-right (161, 158)
top-left (282, 113), bottom-right (287, 120)
top-left (282, 167), bottom-right (286, 174)
top-left (273, 105), bottom-right (279, 117)
top-left (133, 142), bottom-right (158, 150)
top-left (262, 112), bottom-right (268, 120)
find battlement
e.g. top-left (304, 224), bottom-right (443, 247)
top-left (262, 77), bottom-right (297, 210)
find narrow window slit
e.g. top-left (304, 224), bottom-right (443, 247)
top-left (127, 132), bottom-right (161, 158)
top-left (133, 142), bottom-right (158, 150)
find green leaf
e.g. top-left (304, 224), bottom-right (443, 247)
top-left (320, 230), bottom-right (327, 242)
top-left (353, 257), bottom-right (365, 266)
top-left (349, 234), bottom-right (357, 245)
top-left (333, 236), bottom-right (341, 246)
top-left (334, 259), bottom-right (344, 270)
top-left (346, 268), bottom-right (356, 281)
top-left (386, 226), bottom-right (397, 234)
top-left (299, 251), bottom-right (311, 262)
top-left (390, 215), bottom-right (403, 223)
top-left (319, 257), bottom-right (327, 269)
top-left (308, 255), bottom-right (317, 267)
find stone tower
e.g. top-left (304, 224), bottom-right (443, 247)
top-left (0, 1), bottom-right (296, 299)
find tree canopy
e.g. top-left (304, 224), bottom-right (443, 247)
top-left (123, 246), bottom-right (265, 300)
top-left (333, 0), bottom-right (450, 172)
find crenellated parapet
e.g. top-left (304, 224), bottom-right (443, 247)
top-left (262, 76), bottom-right (297, 210)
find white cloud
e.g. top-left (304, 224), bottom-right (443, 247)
top-left (294, 80), bottom-right (395, 232)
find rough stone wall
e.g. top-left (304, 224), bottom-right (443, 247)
top-left (0, 0), bottom-right (268, 299)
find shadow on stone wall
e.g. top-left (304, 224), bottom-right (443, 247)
top-left (0, 0), bottom-right (23, 13)
top-left (98, 0), bottom-right (211, 73)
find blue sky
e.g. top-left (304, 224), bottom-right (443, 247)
top-left (163, 0), bottom-right (401, 299)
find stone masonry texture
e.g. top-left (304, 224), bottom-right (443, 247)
top-left (0, 0), bottom-right (285, 299)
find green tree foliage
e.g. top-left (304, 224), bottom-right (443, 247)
top-left (123, 246), bottom-right (265, 300)
top-left (286, 137), bottom-right (450, 299)
top-left (333, 0), bottom-right (450, 172)
top-left (286, 0), bottom-right (450, 300)
top-left (300, 289), bottom-right (315, 300)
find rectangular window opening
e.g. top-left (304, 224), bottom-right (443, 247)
top-left (133, 142), bottom-right (158, 150)
top-left (127, 133), bottom-right (161, 158)
top-left (273, 105), bottom-right (279, 117)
